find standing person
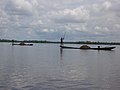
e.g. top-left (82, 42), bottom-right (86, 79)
top-left (60, 37), bottom-right (64, 45)
top-left (60, 32), bottom-right (66, 45)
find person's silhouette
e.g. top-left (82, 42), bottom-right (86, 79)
top-left (60, 37), bottom-right (64, 45)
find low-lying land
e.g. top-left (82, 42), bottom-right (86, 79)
top-left (0, 39), bottom-right (120, 45)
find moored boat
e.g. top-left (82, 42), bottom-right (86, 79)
top-left (12, 40), bottom-right (33, 46)
top-left (12, 43), bottom-right (33, 46)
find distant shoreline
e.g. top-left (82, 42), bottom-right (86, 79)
top-left (0, 39), bottom-right (120, 45)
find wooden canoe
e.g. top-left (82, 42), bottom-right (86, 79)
top-left (60, 45), bottom-right (115, 50)
top-left (12, 44), bottom-right (33, 46)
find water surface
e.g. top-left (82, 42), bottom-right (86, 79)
top-left (0, 43), bottom-right (120, 90)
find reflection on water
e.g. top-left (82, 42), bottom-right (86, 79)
top-left (0, 43), bottom-right (120, 90)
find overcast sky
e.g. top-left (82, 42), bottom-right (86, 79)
top-left (0, 0), bottom-right (120, 41)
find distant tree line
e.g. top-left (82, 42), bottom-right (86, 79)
top-left (75, 41), bottom-right (120, 45)
top-left (0, 39), bottom-right (11, 42)
top-left (0, 39), bottom-right (120, 45)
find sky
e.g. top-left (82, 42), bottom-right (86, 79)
top-left (0, 0), bottom-right (120, 42)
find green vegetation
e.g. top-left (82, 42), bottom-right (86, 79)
top-left (0, 39), bottom-right (120, 45)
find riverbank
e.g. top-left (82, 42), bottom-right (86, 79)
top-left (0, 39), bottom-right (120, 45)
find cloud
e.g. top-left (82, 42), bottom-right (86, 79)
top-left (49, 6), bottom-right (89, 23)
top-left (4, 0), bottom-right (34, 16)
top-left (0, 0), bottom-right (120, 41)
top-left (102, 1), bottom-right (112, 10)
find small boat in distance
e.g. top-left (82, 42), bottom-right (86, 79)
top-left (60, 45), bottom-right (116, 50)
top-left (12, 40), bottom-right (33, 46)
top-left (12, 43), bottom-right (33, 46)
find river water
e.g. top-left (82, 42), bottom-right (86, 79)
top-left (0, 43), bottom-right (120, 90)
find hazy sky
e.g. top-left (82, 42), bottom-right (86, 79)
top-left (0, 0), bottom-right (120, 41)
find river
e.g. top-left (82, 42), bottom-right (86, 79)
top-left (0, 43), bottom-right (120, 90)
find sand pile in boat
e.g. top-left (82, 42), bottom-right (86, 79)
top-left (80, 45), bottom-right (90, 49)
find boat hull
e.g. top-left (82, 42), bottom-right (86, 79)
top-left (12, 44), bottom-right (33, 46)
top-left (60, 45), bottom-right (115, 50)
